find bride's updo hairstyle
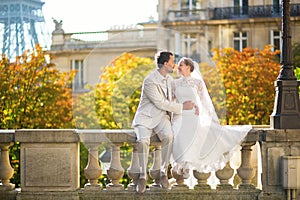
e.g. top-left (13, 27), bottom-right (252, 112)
top-left (178, 57), bottom-right (194, 72)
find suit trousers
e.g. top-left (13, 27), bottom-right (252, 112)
top-left (134, 114), bottom-right (174, 179)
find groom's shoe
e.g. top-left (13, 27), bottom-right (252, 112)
top-left (136, 178), bottom-right (147, 194)
top-left (160, 173), bottom-right (169, 189)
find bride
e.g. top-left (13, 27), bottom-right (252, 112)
top-left (171, 57), bottom-right (252, 181)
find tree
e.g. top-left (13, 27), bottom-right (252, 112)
top-left (0, 44), bottom-right (75, 186)
top-left (73, 53), bottom-right (155, 187)
top-left (0, 44), bottom-right (75, 129)
top-left (292, 42), bottom-right (300, 69)
top-left (208, 45), bottom-right (280, 125)
top-left (93, 53), bottom-right (155, 129)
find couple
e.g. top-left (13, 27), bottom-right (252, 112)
top-left (132, 51), bottom-right (251, 193)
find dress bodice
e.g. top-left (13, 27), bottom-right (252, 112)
top-left (173, 77), bottom-right (200, 104)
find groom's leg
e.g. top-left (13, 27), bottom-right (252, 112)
top-left (155, 116), bottom-right (174, 174)
top-left (135, 125), bottom-right (152, 179)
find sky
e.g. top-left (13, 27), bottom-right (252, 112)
top-left (42, 0), bottom-right (158, 33)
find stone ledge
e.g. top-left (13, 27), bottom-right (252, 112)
top-left (16, 191), bottom-right (79, 200)
top-left (15, 129), bottom-right (79, 143)
top-left (261, 129), bottom-right (300, 142)
top-left (0, 130), bottom-right (15, 143)
top-left (79, 189), bottom-right (261, 200)
top-left (0, 190), bottom-right (17, 200)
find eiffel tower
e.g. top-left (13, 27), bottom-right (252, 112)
top-left (0, 0), bottom-right (50, 59)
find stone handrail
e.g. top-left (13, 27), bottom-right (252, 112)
top-left (1, 127), bottom-right (300, 200)
top-left (50, 28), bottom-right (158, 51)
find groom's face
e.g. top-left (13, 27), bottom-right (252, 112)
top-left (165, 55), bottom-right (175, 73)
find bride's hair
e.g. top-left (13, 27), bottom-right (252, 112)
top-left (178, 57), bottom-right (194, 72)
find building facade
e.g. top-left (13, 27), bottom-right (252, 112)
top-left (49, 21), bottom-right (158, 92)
top-left (49, 0), bottom-right (300, 91)
top-left (158, 0), bottom-right (300, 63)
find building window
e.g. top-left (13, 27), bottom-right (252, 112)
top-left (233, 0), bottom-right (249, 16)
top-left (233, 32), bottom-right (247, 51)
top-left (273, 0), bottom-right (281, 14)
top-left (71, 59), bottom-right (85, 91)
top-left (180, 0), bottom-right (201, 10)
top-left (270, 30), bottom-right (282, 52)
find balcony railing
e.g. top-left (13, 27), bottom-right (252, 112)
top-left (0, 127), bottom-right (300, 199)
top-left (165, 4), bottom-right (300, 22)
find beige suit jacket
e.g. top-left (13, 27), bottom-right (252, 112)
top-left (132, 70), bottom-right (183, 129)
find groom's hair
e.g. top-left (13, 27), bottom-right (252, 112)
top-left (155, 51), bottom-right (173, 68)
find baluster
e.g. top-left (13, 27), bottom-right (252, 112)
top-left (84, 143), bottom-right (102, 190)
top-left (106, 144), bottom-right (124, 190)
top-left (171, 168), bottom-right (189, 190)
top-left (237, 141), bottom-right (256, 190)
top-left (127, 144), bottom-right (139, 191)
top-left (149, 145), bottom-right (162, 190)
top-left (193, 171), bottom-right (211, 190)
top-left (215, 162), bottom-right (234, 190)
top-left (0, 143), bottom-right (15, 190)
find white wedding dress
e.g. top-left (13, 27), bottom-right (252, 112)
top-left (171, 71), bottom-right (252, 176)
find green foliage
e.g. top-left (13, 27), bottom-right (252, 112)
top-left (293, 42), bottom-right (300, 68)
top-left (295, 68), bottom-right (300, 79)
top-left (295, 67), bottom-right (300, 94)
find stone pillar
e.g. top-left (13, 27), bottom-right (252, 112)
top-left (193, 171), bottom-right (211, 190)
top-left (83, 144), bottom-right (102, 189)
top-left (149, 145), bottom-right (162, 190)
top-left (258, 129), bottom-right (300, 200)
top-left (15, 129), bottom-right (80, 200)
top-left (237, 141), bottom-right (256, 190)
top-left (171, 169), bottom-right (189, 191)
top-left (127, 144), bottom-right (140, 191)
top-left (78, 130), bottom-right (109, 191)
top-left (106, 144), bottom-right (124, 190)
top-left (0, 130), bottom-right (17, 200)
top-left (0, 142), bottom-right (15, 190)
top-left (215, 162), bottom-right (234, 190)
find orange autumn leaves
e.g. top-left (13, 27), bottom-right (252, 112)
top-left (95, 53), bottom-right (155, 129)
top-left (79, 47), bottom-right (280, 128)
top-left (1, 45), bottom-right (282, 129)
top-left (209, 45), bottom-right (280, 125)
top-left (0, 45), bottom-right (75, 129)
top-left (73, 53), bottom-right (155, 129)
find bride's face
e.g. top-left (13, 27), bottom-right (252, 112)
top-left (177, 61), bottom-right (190, 77)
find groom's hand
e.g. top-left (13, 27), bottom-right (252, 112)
top-left (182, 101), bottom-right (194, 110)
top-left (194, 105), bottom-right (199, 115)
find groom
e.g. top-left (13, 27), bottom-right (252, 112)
top-left (132, 51), bottom-right (195, 193)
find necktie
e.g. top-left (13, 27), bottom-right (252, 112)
top-left (165, 78), bottom-right (169, 100)
top-left (165, 77), bottom-right (172, 119)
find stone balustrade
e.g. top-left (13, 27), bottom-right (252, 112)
top-left (0, 127), bottom-right (300, 200)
